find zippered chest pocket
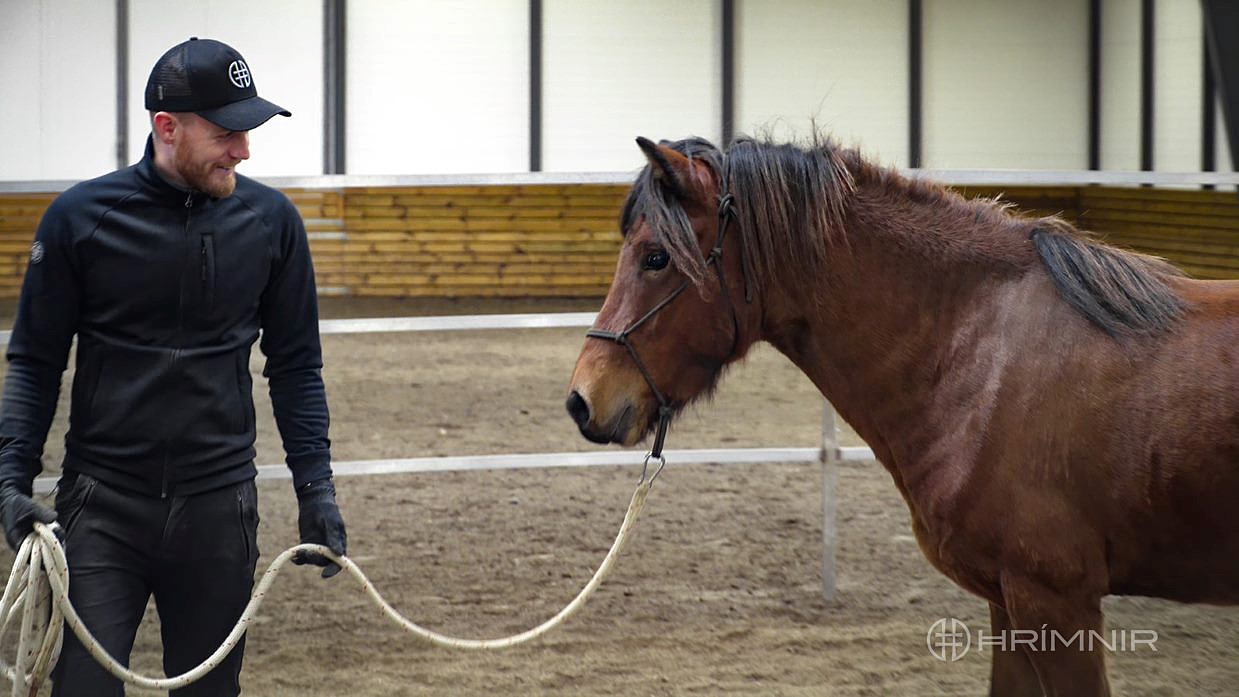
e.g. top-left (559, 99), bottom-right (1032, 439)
top-left (195, 225), bottom-right (273, 323)
top-left (200, 232), bottom-right (216, 315)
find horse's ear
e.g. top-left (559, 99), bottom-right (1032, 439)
top-left (636, 137), bottom-right (709, 203)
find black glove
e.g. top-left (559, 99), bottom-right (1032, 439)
top-left (0, 483), bottom-right (57, 552)
top-left (293, 478), bottom-right (347, 579)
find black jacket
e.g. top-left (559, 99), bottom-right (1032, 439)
top-left (0, 138), bottom-right (331, 497)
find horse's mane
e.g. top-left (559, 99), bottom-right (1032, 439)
top-left (622, 135), bottom-right (1187, 337)
top-left (1028, 219), bottom-right (1187, 336)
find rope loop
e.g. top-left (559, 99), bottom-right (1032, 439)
top-left (0, 480), bottom-right (653, 692)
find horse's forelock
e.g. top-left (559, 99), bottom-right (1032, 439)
top-left (620, 138), bottom-right (725, 288)
top-left (620, 134), bottom-right (856, 298)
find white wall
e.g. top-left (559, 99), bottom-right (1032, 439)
top-left (737, 0), bottom-right (906, 167)
top-left (1154, 0), bottom-right (1201, 172)
top-left (0, 1), bottom-right (116, 180)
top-left (127, 0), bottom-right (323, 177)
top-left (346, 0), bottom-right (528, 175)
top-left (542, 0), bottom-right (719, 172)
top-left (1100, 0), bottom-right (1140, 170)
top-left (2, 1), bottom-right (1236, 180)
top-left (923, 0), bottom-right (1089, 169)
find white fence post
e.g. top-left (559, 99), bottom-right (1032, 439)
top-left (821, 399), bottom-right (839, 601)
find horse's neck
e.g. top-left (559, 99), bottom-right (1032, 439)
top-left (761, 193), bottom-right (1038, 486)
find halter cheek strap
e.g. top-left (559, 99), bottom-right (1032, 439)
top-left (585, 192), bottom-right (752, 476)
top-left (714, 194), bottom-right (753, 304)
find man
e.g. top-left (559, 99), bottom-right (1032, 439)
top-left (0, 37), bottom-right (347, 696)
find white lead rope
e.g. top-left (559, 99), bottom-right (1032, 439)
top-left (0, 480), bottom-right (652, 694)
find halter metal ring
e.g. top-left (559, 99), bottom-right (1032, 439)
top-left (640, 453), bottom-right (667, 484)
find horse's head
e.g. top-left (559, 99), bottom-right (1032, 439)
top-left (566, 137), bottom-right (757, 448)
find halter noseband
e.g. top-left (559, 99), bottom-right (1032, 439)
top-left (585, 191), bottom-right (753, 479)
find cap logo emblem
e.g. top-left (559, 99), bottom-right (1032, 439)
top-left (29, 241), bottom-right (44, 265)
top-left (228, 60), bottom-right (251, 88)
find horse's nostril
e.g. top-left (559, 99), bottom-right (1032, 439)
top-left (565, 390), bottom-right (591, 429)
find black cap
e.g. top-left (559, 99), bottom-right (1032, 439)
top-left (144, 37), bottom-right (290, 131)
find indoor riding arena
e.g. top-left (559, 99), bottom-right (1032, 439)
top-left (3, 2), bottom-right (1239, 696)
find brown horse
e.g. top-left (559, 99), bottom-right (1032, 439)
top-left (566, 135), bottom-right (1239, 696)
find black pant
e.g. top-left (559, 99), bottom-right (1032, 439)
top-left (50, 473), bottom-right (260, 697)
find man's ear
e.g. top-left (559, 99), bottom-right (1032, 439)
top-left (152, 112), bottom-right (179, 145)
top-left (635, 137), bottom-right (712, 204)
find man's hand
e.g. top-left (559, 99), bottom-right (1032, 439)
top-left (0, 483), bottom-right (56, 552)
top-left (293, 478), bottom-right (347, 579)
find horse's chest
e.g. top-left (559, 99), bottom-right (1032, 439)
top-left (886, 460), bottom-right (1004, 602)
top-left (909, 515), bottom-right (1002, 603)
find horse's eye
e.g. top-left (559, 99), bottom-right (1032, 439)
top-left (643, 250), bottom-right (670, 271)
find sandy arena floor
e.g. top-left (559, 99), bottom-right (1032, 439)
top-left (1, 297), bottom-right (1236, 696)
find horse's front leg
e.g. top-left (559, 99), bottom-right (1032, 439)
top-left (988, 602), bottom-right (1044, 697)
top-left (1002, 576), bottom-right (1110, 697)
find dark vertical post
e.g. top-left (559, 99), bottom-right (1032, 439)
top-left (908, 0), bottom-right (922, 168)
top-left (1203, 16), bottom-right (1216, 188)
top-left (1140, 0), bottom-right (1154, 176)
top-left (116, 0), bottom-right (129, 169)
top-left (721, 0), bottom-right (735, 146)
top-left (529, 0), bottom-right (542, 172)
top-left (1202, 0), bottom-right (1239, 176)
top-left (1087, 0), bottom-right (1101, 170)
top-left (323, 0), bottom-right (346, 174)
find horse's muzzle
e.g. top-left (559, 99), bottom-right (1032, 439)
top-left (565, 389), bottom-right (639, 445)
top-left (564, 390), bottom-right (605, 444)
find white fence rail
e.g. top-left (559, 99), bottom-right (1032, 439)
top-left (24, 311), bottom-right (871, 599)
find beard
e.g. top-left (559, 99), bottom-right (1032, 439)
top-left (174, 144), bottom-right (238, 198)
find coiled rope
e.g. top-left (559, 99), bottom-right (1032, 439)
top-left (0, 478), bottom-right (652, 695)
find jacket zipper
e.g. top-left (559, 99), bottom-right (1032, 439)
top-left (162, 192), bottom-right (194, 498)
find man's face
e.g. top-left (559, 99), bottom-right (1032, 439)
top-left (172, 114), bottom-right (250, 198)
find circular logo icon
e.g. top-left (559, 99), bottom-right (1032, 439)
top-left (29, 241), bottom-right (44, 265)
top-left (228, 60), bottom-right (251, 88)
top-left (927, 617), bottom-right (971, 662)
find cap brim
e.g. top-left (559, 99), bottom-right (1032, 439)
top-left (196, 96), bottom-right (291, 132)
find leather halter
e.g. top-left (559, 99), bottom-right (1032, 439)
top-left (585, 192), bottom-right (753, 475)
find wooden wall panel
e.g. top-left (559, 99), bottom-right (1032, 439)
top-left (1078, 188), bottom-right (1239, 278)
top-left (0, 183), bottom-right (1234, 302)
